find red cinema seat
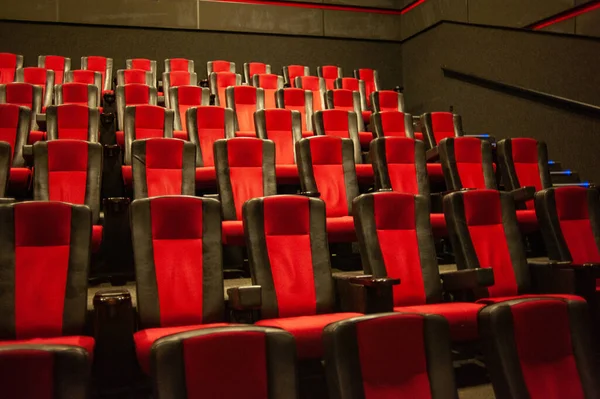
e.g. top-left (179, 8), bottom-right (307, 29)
top-left (151, 326), bottom-right (299, 399)
top-left (46, 104), bottom-right (99, 141)
top-left (422, 111), bottom-right (463, 152)
top-left (325, 89), bottom-right (369, 146)
top-left (295, 76), bottom-right (326, 111)
top-left (116, 83), bottom-right (158, 131)
top-left (207, 60), bottom-right (235, 74)
top-left (225, 86), bottom-right (264, 137)
top-left (371, 111), bottom-right (415, 139)
top-left (313, 109), bottom-right (362, 165)
top-left (0, 104), bottom-right (32, 193)
top-left (354, 68), bottom-right (381, 106)
top-left (132, 138), bottom-right (196, 199)
top-left (480, 298), bottom-right (600, 399)
top-left (283, 65), bottom-right (309, 87)
top-left (186, 106), bottom-right (236, 189)
top-left (81, 56), bottom-right (113, 93)
top-left (334, 77), bottom-right (370, 125)
top-left (162, 71), bottom-right (198, 109)
top-left (0, 142), bottom-right (9, 197)
top-left (164, 58), bottom-right (194, 73)
top-left (244, 62), bottom-right (271, 83)
top-left (130, 196), bottom-right (231, 375)
top-left (243, 195), bottom-right (362, 358)
top-left (215, 137), bottom-right (276, 245)
top-left (276, 88), bottom-right (314, 133)
top-left (33, 140), bottom-right (103, 253)
top-left (64, 70), bottom-right (102, 105)
top-left (371, 137), bottom-right (447, 236)
top-left (324, 313), bottom-right (458, 399)
top-left (15, 67), bottom-right (54, 109)
top-left (0, 53), bottom-right (23, 83)
top-left (209, 71), bottom-right (242, 107)
top-left (0, 82), bottom-right (43, 133)
top-left (371, 90), bottom-right (406, 113)
top-left (317, 65), bottom-right (343, 90)
top-left (38, 55), bottom-right (71, 84)
top-left (54, 82), bottom-right (99, 108)
top-left (255, 109), bottom-right (303, 184)
top-left (117, 69), bottom-right (154, 87)
top-left (252, 73), bottom-right (283, 109)
top-left (297, 136), bottom-right (358, 242)
top-left (170, 86), bottom-right (210, 131)
top-left (126, 58), bottom-right (157, 86)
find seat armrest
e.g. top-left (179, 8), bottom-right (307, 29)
top-left (203, 193), bottom-right (220, 201)
top-left (199, 79), bottom-right (209, 88)
top-left (227, 286), bottom-right (262, 311)
top-left (527, 261), bottom-right (577, 294)
top-left (440, 268), bottom-right (494, 291)
top-left (425, 146), bottom-right (439, 162)
top-left (103, 197), bottom-right (131, 214)
top-left (103, 92), bottom-right (116, 105)
top-left (344, 275), bottom-right (400, 287)
top-left (0, 198), bottom-right (16, 205)
top-left (334, 274), bottom-right (396, 314)
top-left (300, 191), bottom-right (321, 198)
top-left (376, 188), bottom-right (393, 193)
top-left (511, 186), bottom-right (535, 202)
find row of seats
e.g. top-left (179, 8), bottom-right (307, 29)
top-left (0, 190), bottom-right (598, 397)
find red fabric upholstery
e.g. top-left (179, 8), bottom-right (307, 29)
top-left (330, 89), bottom-right (354, 111)
top-left (286, 65), bottom-right (307, 87)
top-left (298, 76), bottom-right (323, 111)
top-left (275, 165), bottom-right (299, 184)
top-left (183, 331), bottom-right (268, 399)
top-left (430, 213), bottom-right (447, 237)
top-left (175, 85), bottom-right (203, 130)
top-left (430, 112), bottom-right (455, 144)
top-left (9, 168), bottom-right (32, 192)
top-left (193, 106), bottom-right (228, 167)
top-left (14, 202), bottom-right (72, 339)
top-left (47, 140), bottom-right (88, 205)
top-left (134, 323), bottom-right (229, 374)
top-left (453, 137), bottom-right (486, 189)
top-left (511, 299), bottom-right (585, 399)
top-left (83, 56), bottom-right (108, 90)
top-left (222, 220), bottom-right (244, 246)
top-left (255, 74), bottom-right (279, 109)
top-left (319, 109), bottom-right (353, 141)
top-left (68, 70), bottom-right (97, 85)
top-left (28, 131), bottom-right (45, 145)
top-left (555, 187), bottom-right (600, 264)
top-left (395, 303), bottom-right (483, 342)
top-left (123, 83), bottom-right (151, 106)
top-left (338, 78), bottom-right (360, 91)
top-left (263, 109), bottom-right (295, 164)
top-left (227, 138), bottom-right (265, 220)
top-left (134, 105), bottom-right (166, 139)
top-left (384, 137), bottom-right (419, 194)
top-left (377, 91), bottom-right (400, 112)
top-left (516, 209), bottom-right (538, 233)
top-left (0, 336), bottom-right (95, 355)
top-left (55, 104), bottom-right (89, 140)
top-left (280, 88), bottom-right (309, 131)
top-left (247, 62), bottom-right (268, 79)
top-left (168, 71), bottom-right (193, 87)
top-left (357, 68), bottom-right (376, 101)
top-left (326, 216), bottom-right (356, 243)
top-left (130, 58), bottom-right (152, 72)
top-left (60, 83), bottom-right (92, 106)
top-left (320, 66), bottom-right (340, 90)
top-left (168, 59), bottom-right (191, 72)
top-left (355, 164), bottom-right (373, 186)
top-left (0, 53), bottom-right (18, 83)
top-left (21, 67), bottom-right (49, 99)
top-left (0, 103), bottom-right (21, 163)
top-left (92, 225), bottom-right (102, 254)
top-left (214, 72), bottom-right (237, 106)
top-left (378, 111), bottom-right (410, 137)
top-left (256, 313), bottom-right (360, 359)
top-left (359, 131), bottom-right (372, 148)
top-left (511, 138), bottom-right (543, 209)
top-left (43, 56), bottom-right (66, 84)
top-left (122, 165), bottom-right (132, 187)
top-left (361, 111), bottom-right (371, 126)
top-left (0, 348), bottom-right (54, 399)
top-left (308, 136), bottom-right (348, 217)
top-left (231, 86), bottom-right (258, 132)
top-left (426, 163), bottom-right (443, 182)
top-left (4, 82), bottom-right (35, 109)
top-left (195, 166), bottom-right (216, 188)
top-left (121, 69), bottom-right (148, 85)
top-left (145, 139), bottom-right (185, 197)
top-left (173, 130), bottom-right (187, 140)
top-left (356, 314), bottom-right (432, 398)
top-left (476, 294), bottom-right (584, 305)
top-left (210, 60), bottom-right (232, 73)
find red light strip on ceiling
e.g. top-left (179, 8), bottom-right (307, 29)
top-left (209, 0), bottom-right (428, 15)
top-left (530, 1), bottom-right (600, 30)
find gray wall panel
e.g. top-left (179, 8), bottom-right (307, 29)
top-left (540, 18), bottom-right (576, 34)
top-left (467, 0), bottom-right (574, 27)
top-left (401, 0), bottom-right (467, 39)
top-left (0, 0), bottom-right (57, 22)
top-left (576, 8), bottom-right (600, 38)
top-left (323, 9), bottom-right (401, 40)
top-left (327, 0), bottom-right (403, 9)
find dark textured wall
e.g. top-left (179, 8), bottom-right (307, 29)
top-left (402, 22), bottom-right (600, 184)
top-left (0, 21), bottom-right (402, 87)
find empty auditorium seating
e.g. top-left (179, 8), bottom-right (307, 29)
top-left (0, 142), bottom-right (9, 198)
top-left (444, 189), bottom-right (583, 304)
top-left (0, 53), bottom-right (23, 83)
top-left (371, 111), bottom-right (414, 139)
top-left (15, 67), bottom-right (54, 108)
top-left (276, 88), bottom-right (314, 132)
top-left (130, 196), bottom-right (229, 374)
top-left (334, 77), bottom-right (370, 124)
top-left (324, 313), bottom-right (458, 399)
top-left (54, 82), bottom-right (99, 107)
top-left (294, 76), bottom-right (325, 111)
top-left (0, 201), bottom-right (94, 372)
top-left (0, 82), bottom-right (42, 131)
top-left (64, 70), bottom-right (103, 103)
top-left (371, 90), bottom-right (405, 113)
top-left (317, 65), bottom-right (342, 90)
top-left (440, 137), bottom-right (538, 232)
top-left (297, 136), bottom-right (358, 242)
top-left (126, 58), bottom-right (157, 85)
top-left (422, 112), bottom-right (463, 152)
top-left (38, 55), bottom-right (70, 84)
top-left (81, 56), bottom-right (113, 93)
top-left (209, 71), bottom-right (242, 107)
top-left (186, 106), bottom-right (235, 189)
top-left (151, 326), bottom-right (298, 399)
top-left (325, 89), bottom-right (367, 137)
top-left (116, 83), bottom-right (158, 130)
top-left (170, 86), bottom-right (209, 131)
top-left (0, 104), bottom-right (31, 192)
top-left (498, 138), bottom-right (552, 209)
top-left (370, 137), bottom-right (446, 236)
top-left (283, 65), bottom-right (309, 87)
top-left (33, 140), bottom-right (103, 253)
top-left (255, 109), bottom-right (303, 184)
top-left (354, 191), bottom-right (489, 340)
top-left (244, 61), bottom-right (271, 83)
top-left (243, 195), bottom-right (362, 358)
top-left (313, 109), bottom-right (361, 164)
top-left (117, 69), bottom-right (154, 87)
top-left (162, 71), bottom-right (198, 108)
top-left (164, 58), bottom-right (194, 73)
top-left (480, 298), bottom-right (600, 398)
top-left (132, 138), bottom-right (196, 199)
top-left (215, 137), bottom-right (276, 245)
top-left (46, 104), bottom-right (99, 141)
top-left (225, 86), bottom-right (265, 137)
top-left (207, 60), bottom-right (235, 74)
top-left (252, 73), bottom-right (283, 109)
top-left (354, 68), bottom-right (380, 105)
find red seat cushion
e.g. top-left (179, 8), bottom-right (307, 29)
top-left (28, 131), bottom-right (45, 145)
top-left (361, 111), bottom-right (372, 125)
top-left (256, 313), bottom-right (361, 358)
top-left (394, 302), bottom-right (483, 342)
top-left (516, 209), bottom-right (538, 233)
top-left (359, 131), bottom-right (372, 149)
top-left (116, 131), bottom-right (125, 147)
top-left (92, 225), bottom-right (102, 254)
top-left (0, 336), bottom-right (95, 358)
top-left (355, 164), bottom-right (373, 186)
top-left (430, 213), bottom-right (447, 237)
top-left (301, 131), bottom-right (314, 138)
top-left (222, 220), bottom-right (245, 246)
top-left (122, 165), bottom-right (132, 188)
top-left (476, 294), bottom-right (585, 305)
top-left (275, 165), bottom-right (298, 185)
top-left (235, 131), bottom-right (256, 138)
top-left (134, 323), bottom-right (229, 374)
top-left (173, 130), bottom-right (187, 140)
top-left (426, 163), bottom-right (443, 182)
top-left (326, 216), bottom-right (356, 243)
top-left (414, 132), bottom-right (424, 141)
top-left (8, 168), bottom-right (31, 192)
top-left (195, 167), bottom-right (216, 189)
